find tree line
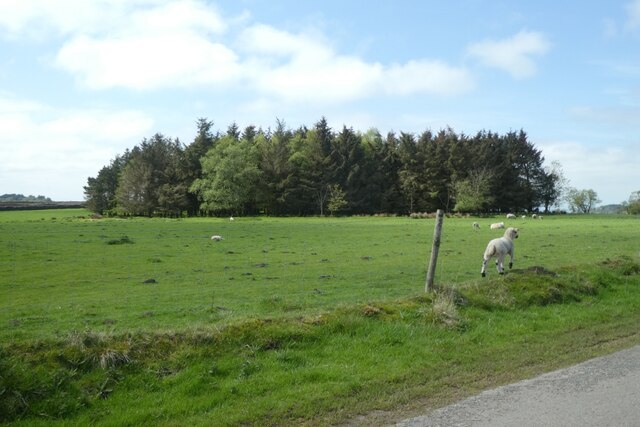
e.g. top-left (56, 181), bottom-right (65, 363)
top-left (0, 194), bottom-right (52, 202)
top-left (84, 117), bottom-right (567, 217)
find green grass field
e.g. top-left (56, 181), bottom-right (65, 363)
top-left (1, 210), bottom-right (640, 425)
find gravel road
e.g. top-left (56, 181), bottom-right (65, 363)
top-left (396, 345), bottom-right (640, 427)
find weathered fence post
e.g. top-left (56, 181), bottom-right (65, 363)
top-left (425, 209), bottom-right (444, 292)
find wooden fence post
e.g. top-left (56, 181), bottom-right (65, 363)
top-left (425, 209), bottom-right (444, 292)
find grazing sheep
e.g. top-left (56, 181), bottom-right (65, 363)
top-left (211, 235), bottom-right (223, 241)
top-left (531, 214), bottom-right (538, 219)
top-left (481, 227), bottom-right (519, 277)
top-left (229, 216), bottom-right (234, 221)
top-left (506, 213), bottom-right (516, 219)
top-left (521, 215), bottom-right (527, 219)
top-left (489, 221), bottom-right (505, 229)
top-left (473, 222), bottom-right (480, 230)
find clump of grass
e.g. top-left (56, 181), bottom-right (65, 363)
top-left (0, 346), bottom-right (91, 421)
top-left (460, 265), bottom-right (603, 310)
top-left (408, 291), bottom-right (463, 329)
top-left (62, 331), bottom-right (134, 370)
top-left (600, 256), bottom-right (640, 276)
top-left (429, 292), bottom-right (462, 326)
top-left (106, 235), bottom-right (133, 245)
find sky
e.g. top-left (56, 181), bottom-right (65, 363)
top-left (0, 0), bottom-right (639, 205)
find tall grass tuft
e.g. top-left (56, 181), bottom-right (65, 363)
top-left (414, 290), bottom-right (463, 328)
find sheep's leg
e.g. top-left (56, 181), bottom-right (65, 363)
top-left (509, 250), bottom-right (514, 269)
top-left (496, 254), bottom-right (504, 274)
top-left (481, 257), bottom-right (489, 277)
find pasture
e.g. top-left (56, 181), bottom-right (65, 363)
top-left (1, 210), bottom-right (640, 425)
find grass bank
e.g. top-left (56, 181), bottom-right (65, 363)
top-left (2, 256), bottom-right (640, 426)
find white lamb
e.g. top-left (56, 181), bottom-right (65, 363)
top-left (211, 235), bottom-right (223, 241)
top-left (472, 222), bottom-right (480, 230)
top-left (506, 213), bottom-right (516, 219)
top-left (481, 227), bottom-right (519, 277)
top-left (489, 222), bottom-right (505, 229)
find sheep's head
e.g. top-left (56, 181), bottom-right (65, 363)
top-left (505, 227), bottom-right (519, 239)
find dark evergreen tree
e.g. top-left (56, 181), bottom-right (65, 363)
top-left (115, 134), bottom-right (187, 216)
top-left (256, 119), bottom-right (292, 215)
top-left (84, 152), bottom-right (130, 214)
top-left (242, 125), bottom-right (258, 144)
top-left (182, 118), bottom-right (217, 215)
top-left (288, 119), bottom-right (335, 215)
top-left (329, 126), bottom-right (366, 213)
top-left (504, 130), bottom-right (545, 212)
top-left (226, 122), bottom-right (240, 139)
top-left (421, 129), bottom-right (454, 211)
top-left (315, 116), bottom-right (333, 157)
top-left (357, 128), bottom-right (397, 214)
top-left (397, 131), bottom-right (420, 213)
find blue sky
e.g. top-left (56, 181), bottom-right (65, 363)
top-left (1, 0), bottom-right (639, 205)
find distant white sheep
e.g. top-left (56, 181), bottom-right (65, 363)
top-left (211, 235), bottom-right (223, 241)
top-left (506, 213), bottom-right (516, 219)
top-left (531, 214), bottom-right (538, 219)
top-left (473, 222), bottom-right (480, 230)
top-left (481, 227), bottom-right (519, 277)
top-left (521, 215), bottom-right (527, 219)
top-left (229, 216), bottom-right (234, 221)
top-left (489, 222), bottom-right (505, 229)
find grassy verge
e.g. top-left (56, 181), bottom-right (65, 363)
top-left (2, 256), bottom-right (640, 426)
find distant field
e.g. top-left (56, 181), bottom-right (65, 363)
top-left (2, 210), bottom-right (640, 425)
top-left (1, 210), bottom-right (636, 342)
top-left (1, 210), bottom-right (639, 341)
top-left (0, 201), bottom-right (84, 211)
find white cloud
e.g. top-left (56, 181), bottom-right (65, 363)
top-left (467, 30), bottom-right (551, 79)
top-left (238, 24), bottom-right (380, 103)
top-left (626, 0), bottom-right (640, 30)
top-left (4, 2), bottom-right (474, 100)
top-left (52, 1), bottom-right (237, 90)
top-left (0, 0), bottom-right (141, 38)
top-left (0, 94), bottom-right (44, 113)
top-left (538, 140), bottom-right (640, 204)
top-left (0, 0), bottom-right (226, 40)
top-left (128, 1), bottom-right (227, 36)
top-left (239, 23), bottom-right (331, 59)
top-left (1, 108), bottom-right (154, 168)
top-left (56, 33), bottom-right (240, 90)
top-left (0, 1), bottom-right (237, 90)
top-left (0, 96), bottom-right (154, 199)
top-left (239, 24), bottom-right (473, 103)
top-left (383, 60), bottom-right (474, 96)
top-left (245, 56), bottom-right (383, 104)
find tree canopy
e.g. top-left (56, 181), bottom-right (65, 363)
top-left (85, 117), bottom-right (565, 217)
top-left (565, 187), bottom-right (601, 214)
